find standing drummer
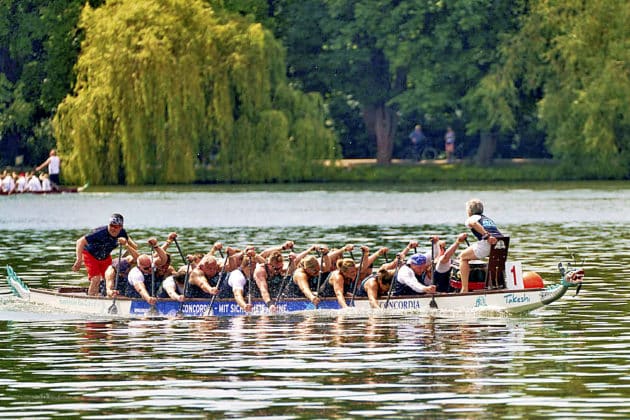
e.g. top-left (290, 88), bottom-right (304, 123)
top-left (72, 213), bottom-right (133, 296)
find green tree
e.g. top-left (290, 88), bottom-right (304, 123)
top-left (274, 0), bottom-right (527, 164)
top-left (468, 0), bottom-right (630, 176)
top-left (54, 0), bottom-right (337, 185)
top-left (387, 0), bottom-right (526, 164)
top-left (0, 0), bottom-right (91, 167)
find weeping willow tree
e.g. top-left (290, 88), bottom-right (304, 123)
top-left (54, 0), bottom-right (338, 184)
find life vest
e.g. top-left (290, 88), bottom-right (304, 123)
top-left (433, 269), bottom-right (451, 293)
top-left (126, 271), bottom-right (159, 298)
top-left (392, 270), bottom-right (429, 296)
top-left (470, 214), bottom-right (502, 240)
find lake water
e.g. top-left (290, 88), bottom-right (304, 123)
top-left (0, 181), bottom-right (629, 418)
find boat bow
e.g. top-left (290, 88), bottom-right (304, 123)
top-left (541, 264), bottom-right (584, 305)
top-left (6, 265), bottom-right (31, 299)
top-left (4, 263), bottom-right (584, 317)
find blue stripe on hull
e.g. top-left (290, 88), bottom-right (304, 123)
top-left (129, 299), bottom-right (344, 317)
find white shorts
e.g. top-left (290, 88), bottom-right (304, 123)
top-left (472, 240), bottom-right (491, 259)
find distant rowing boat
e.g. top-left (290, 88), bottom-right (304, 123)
top-left (5, 263), bottom-right (584, 317)
top-left (0, 182), bottom-right (89, 196)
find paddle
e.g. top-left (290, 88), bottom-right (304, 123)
top-left (175, 261), bottom-right (192, 317)
top-left (107, 243), bottom-right (124, 315)
top-left (206, 252), bottom-right (230, 316)
top-left (273, 256), bottom-right (297, 308)
top-left (147, 247), bottom-right (158, 316)
top-left (384, 254), bottom-right (403, 309)
top-left (349, 250), bottom-right (366, 306)
top-left (172, 237), bottom-right (193, 316)
top-left (429, 237), bottom-right (438, 309)
top-left (314, 249), bottom-right (325, 308)
top-left (173, 237), bottom-right (187, 265)
top-left (246, 249), bottom-right (259, 308)
top-left (270, 245), bottom-right (295, 308)
top-left (248, 259), bottom-right (253, 307)
top-left (150, 248), bottom-right (156, 298)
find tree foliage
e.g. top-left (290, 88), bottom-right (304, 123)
top-left (54, 0), bottom-right (337, 185)
top-left (0, 0), bottom-right (91, 167)
top-left (3, 0), bottom-right (629, 180)
top-left (468, 0), bottom-right (630, 177)
top-left (274, 0), bottom-right (529, 164)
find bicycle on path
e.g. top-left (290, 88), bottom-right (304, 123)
top-left (403, 142), bottom-right (439, 161)
top-left (403, 141), bottom-right (465, 162)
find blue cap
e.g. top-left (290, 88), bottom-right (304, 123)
top-left (407, 253), bottom-right (427, 266)
top-left (112, 258), bottom-right (130, 273)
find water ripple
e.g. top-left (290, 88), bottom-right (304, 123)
top-left (1, 188), bottom-right (630, 418)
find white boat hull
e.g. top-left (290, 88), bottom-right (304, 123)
top-left (6, 265), bottom-right (581, 317)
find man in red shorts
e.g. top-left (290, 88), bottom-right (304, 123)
top-left (72, 213), bottom-right (131, 295)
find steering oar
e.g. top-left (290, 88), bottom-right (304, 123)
top-left (107, 243), bottom-right (124, 315)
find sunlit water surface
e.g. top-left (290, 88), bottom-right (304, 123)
top-left (0, 182), bottom-right (629, 418)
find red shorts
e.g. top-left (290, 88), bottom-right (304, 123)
top-left (445, 143), bottom-right (455, 153)
top-left (83, 250), bottom-right (112, 279)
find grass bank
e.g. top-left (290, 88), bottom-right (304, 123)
top-left (195, 158), bottom-right (605, 184)
top-left (325, 159), bottom-right (561, 183)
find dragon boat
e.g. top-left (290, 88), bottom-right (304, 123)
top-left (5, 262), bottom-right (583, 318)
top-left (0, 183), bottom-right (89, 196)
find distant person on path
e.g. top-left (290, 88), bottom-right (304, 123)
top-left (408, 124), bottom-right (426, 161)
top-left (36, 149), bottom-right (61, 187)
top-left (444, 127), bottom-right (456, 163)
top-left (72, 213), bottom-right (130, 296)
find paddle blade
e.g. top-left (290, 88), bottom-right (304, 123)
top-left (575, 283), bottom-right (582, 296)
top-left (429, 295), bottom-right (438, 309)
top-left (108, 303), bottom-right (118, 315)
